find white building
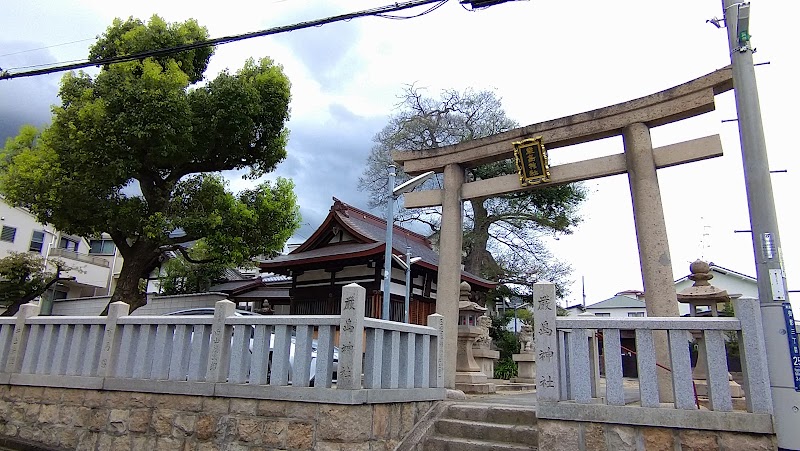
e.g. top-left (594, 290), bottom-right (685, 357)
top-left (565, 291), bottom-right (647, 317)
top-left (568, 263), bottom-right (758, 317)
top-left (0, 199), bottom-right (121, 300)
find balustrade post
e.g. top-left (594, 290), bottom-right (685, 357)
top-left (5, 303), bottom-right (40, 374)
top-left (533, 282), bottom-right (558, 401)
top-left (206, 300), bottom-right (235, 382)
top-left (427, 313), bottom-right (445, 388)
top-left (733, 297), bottom-right (773, 414)
top-left (98, 302), bottom-right (129, 377)
top-left (339, 283), bottom-right (365, 389)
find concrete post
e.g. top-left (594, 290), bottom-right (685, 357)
top-left (5, 303), bottom-right (40, 374)
top-left (427, 313), bottom-right (445, 388)
top-left (437, 163), bottom-right (465, 389)
top-left (339, 283), bottom-right (366, 390)
top-left (624, 122), bottom-right (680, 402)
top-left (533, 282), bottom-right (558, 402)
top-left (723, 1), bottom-right (800, 448)
top-left (206, 300), bottom-right (235, 382)
top-left (98, 301), bottom-right (129, 378)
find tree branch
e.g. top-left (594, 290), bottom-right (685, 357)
top-left (160, 244), bottom-right (218, 264)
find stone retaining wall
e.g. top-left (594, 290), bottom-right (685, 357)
top-left (538, 419), bottom-right (776, 451)
top-left (0, 385), bottom-right (432, 450)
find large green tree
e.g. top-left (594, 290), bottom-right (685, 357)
top-left (159, 240), bottom-right (231, 296)
top-left (0, 16), bottom-right (300, 311)
top-left (359, 86), bottom-right (586, 299)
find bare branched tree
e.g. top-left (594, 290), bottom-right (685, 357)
top-left (359, 85), bottom-right (586, 299)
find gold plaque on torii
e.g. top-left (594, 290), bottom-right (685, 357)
top-left (513, 136), bottom-right (550, 187)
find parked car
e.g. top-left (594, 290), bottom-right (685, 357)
top-left (164, 308), bottom-right (339, 385)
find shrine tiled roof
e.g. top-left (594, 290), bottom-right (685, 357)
top-left (260, 198), bottom-right (495, 289)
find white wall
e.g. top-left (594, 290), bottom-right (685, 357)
top-left (50, 292), bottom-right (230, 316)
top-left (51, 296), bottom-right (112, 316)
top-left (0, 202), bottom-right (56, 257)
top-left (135, 292), bottom-right (230, 315)
top-left (566, 306), bottom-right (647, 318)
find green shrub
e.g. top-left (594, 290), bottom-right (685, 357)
top-left (494, 357), bottom-right (518, 380)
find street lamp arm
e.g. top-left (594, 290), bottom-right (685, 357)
top-left (383, 167), bottom-right (435, 322)
top-left (393, 171), bottom-right (435, 197)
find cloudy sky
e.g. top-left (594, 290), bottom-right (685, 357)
top-left (1, 0), bottom-right (798, 311)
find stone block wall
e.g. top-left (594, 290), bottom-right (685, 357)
top-left (538, 419), bottom-right (776, 451)
top-left (0, 385), bottom-right (432, 450)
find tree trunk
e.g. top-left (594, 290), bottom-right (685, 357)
top-left (464, 198), bottom-right (498, 277)
top-left (107, 243), bottom-right (161, 313)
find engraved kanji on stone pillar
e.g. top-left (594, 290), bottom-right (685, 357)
top-left (533, 282), bottom-right (558, 401)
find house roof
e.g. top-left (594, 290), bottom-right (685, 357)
top-left (259, 198), bottom-right (496, 289)
top-left (208, 279), bottom-right (264, 296)
top-left (674, 262), bottom-right (756, 284)
top-left (262, 272), bottom-right (291, 284)
top-left (584, 295), bottom-right (646, 310)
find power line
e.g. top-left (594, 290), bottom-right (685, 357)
top-left (5, 58), bottom-right (87, 71)
top-left (0, 0), bottom-right (448, 81)
top-left (0, 37), bottom-right (97, 58)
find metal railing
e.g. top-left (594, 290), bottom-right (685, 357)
top-left (48, 247), bottom-right (110, 267)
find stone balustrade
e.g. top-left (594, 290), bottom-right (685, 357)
top-left (0, 283), bottom-right (446, 405)
top-left (533, 282), bottom-right (775, 440)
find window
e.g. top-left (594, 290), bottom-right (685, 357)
top-left (0, 226), bottom-right (16, 243)
top-left (89, 239), bottom-right (116, 255)
top-left (594, 312), bottom-right (611, 317)
top-left (59, 237), bottom-right (79, 252)
top-left (29, 231), bottom-right (45, 253)
top-left (628, 312), bottom-right (645, 317)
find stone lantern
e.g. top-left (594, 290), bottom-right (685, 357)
top-left (456, 282), bottom-right (496, 394)
top-left (677, 260), bottom-right (743, 398)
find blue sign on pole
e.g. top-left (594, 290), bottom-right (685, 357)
top-left (781, 302), bottom-right (800, 391)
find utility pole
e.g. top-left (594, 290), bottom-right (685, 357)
top-left (722, 1), bottom-right (800, 449)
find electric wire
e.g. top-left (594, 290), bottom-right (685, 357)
top-left (376, 1), bottom-right (447, 19)
top-left (5, 58), bottom-right (87, 71)
top-left (0, 38), bottom-right (97, 58)
top-left (0, 0), bottom-right (302, 61)
top-left (1, 0), bottom-right (448, 81)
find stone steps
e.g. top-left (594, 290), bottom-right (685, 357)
top-left (423, 435), bottom-right (536, 451)
top-left (447, 404), bottom-right (538, 426)
top-left (436, 418), bottom-right (539, 445)
top-left (419, 403), bottom-right (538, 451)
top-left (495, 383), bottom-right (536, 392)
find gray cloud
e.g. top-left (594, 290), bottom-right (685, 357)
top-left (0, 42), bottom-right (61, 142)
top-left (273, 5), bottom-right (364, 92)
top-left (278, 103), bottom-right (387, 242)
top-left (224, 102), bottom-right (387, 244)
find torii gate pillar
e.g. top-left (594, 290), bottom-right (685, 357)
top-left (624, 122), bottom-right (680, 319)
top-left (625, 122), bottom-right (681, 401)
top-left (439, 163), bottom-right (465, 389)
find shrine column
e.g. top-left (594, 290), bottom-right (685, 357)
top-left (438, 163), bottom-right (465, 389)
top-left (624, 122), bottom-right (680, 401)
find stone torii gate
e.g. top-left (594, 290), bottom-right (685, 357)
top-left (392, 67), bottom-right (734, 396)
